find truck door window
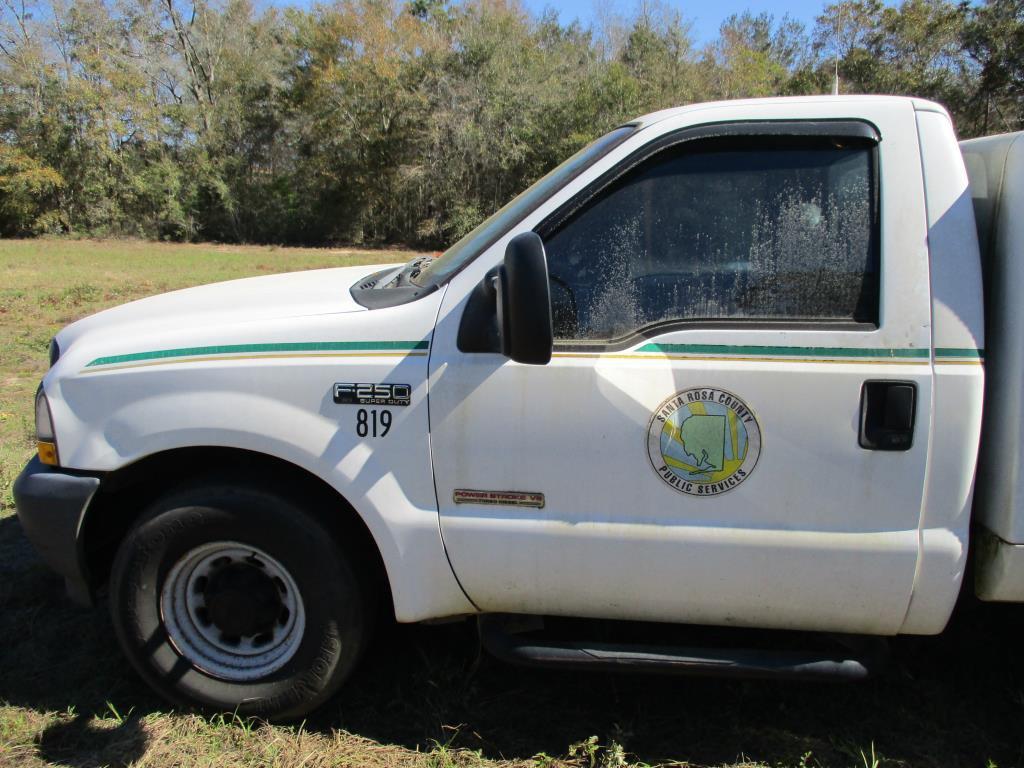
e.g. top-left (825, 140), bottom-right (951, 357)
top-left (542, 135), bottom-right (880, 341)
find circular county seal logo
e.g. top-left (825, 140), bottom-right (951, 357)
top-left (647, 388), bottom-right (761, 496)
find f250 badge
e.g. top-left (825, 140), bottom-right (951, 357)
top-left (333, 382), bottom-right (411, 407)
top-left (647, 388), bottom-right (761, 496)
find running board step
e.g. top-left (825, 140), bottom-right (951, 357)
top-left (478, 615), bottom-right (887, 682)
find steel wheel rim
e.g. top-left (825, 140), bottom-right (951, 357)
top-left (160, 541), bottom-right (306, 682)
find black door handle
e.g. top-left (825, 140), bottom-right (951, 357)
top-left (859, 381), bottom-right (916, 451)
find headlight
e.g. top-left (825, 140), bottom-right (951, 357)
top-left (48, 337), bottom-right (60, 367)
top-left (35, 386), bottom-right (59, 466)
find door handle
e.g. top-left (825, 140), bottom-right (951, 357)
top-left (859, 381), bottom-right (916, 451)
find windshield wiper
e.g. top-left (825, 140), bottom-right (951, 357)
top-left (380, 255), bottom-right (435, 289)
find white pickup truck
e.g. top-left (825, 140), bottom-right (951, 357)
top-left (14, 95), bottom-right (1022, 719)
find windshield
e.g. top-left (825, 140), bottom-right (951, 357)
top-left (413, 125), bottom-right (637, 287)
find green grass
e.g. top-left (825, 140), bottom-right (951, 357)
top-left (0, 238), bottom-right (1022, 767)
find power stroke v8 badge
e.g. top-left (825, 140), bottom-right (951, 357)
top-left (647, 388), bottom-right (761, 496)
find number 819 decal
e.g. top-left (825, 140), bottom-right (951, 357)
top-left (357, 409), bottom-right (391, 438)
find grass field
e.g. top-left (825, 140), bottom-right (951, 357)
top-left (1, 238), bottom-right (1023, 768)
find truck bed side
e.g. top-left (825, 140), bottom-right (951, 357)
top-left (961, 130), bottom-right (1024, 601)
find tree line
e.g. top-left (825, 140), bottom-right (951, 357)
top-left (1, 0), bottom-right (1022, 246)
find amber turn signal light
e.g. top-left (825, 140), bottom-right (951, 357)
top-left (37, 441), bottom-right (58, 466)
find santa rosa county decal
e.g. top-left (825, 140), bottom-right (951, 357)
top-left (647, 388), bottom-right (761, 496)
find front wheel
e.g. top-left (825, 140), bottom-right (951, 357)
top-left (109, 482), bottom-right (373, 720)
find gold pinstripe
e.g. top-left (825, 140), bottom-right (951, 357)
top-left (79, 351), bottom-right (428, 374)
top-left (551, 352), bottom-right (933, 365)
top-left (79, 349), bottom-right (983, 374)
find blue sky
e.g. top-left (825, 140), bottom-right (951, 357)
top-left (518, 0), bottom-right (830, 44)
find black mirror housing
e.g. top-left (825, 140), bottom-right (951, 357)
top-left (454, 231), bottom-right (554, 364)
top-left (498, 232), bottom-right (553, 365)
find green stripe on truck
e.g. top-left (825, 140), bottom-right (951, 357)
top-left (87, 340), bottom-right (430, 368)
top-left (934, 347), bottom-right (985, 358)
top-left (635, 343), bottom-right (932, 358)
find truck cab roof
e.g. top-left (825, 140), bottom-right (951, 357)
top-left (632, 94), bottom-right (950, 130)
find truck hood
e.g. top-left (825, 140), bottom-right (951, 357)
top-left (55, 263), bottom-right (393, 351)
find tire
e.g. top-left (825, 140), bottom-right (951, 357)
top-left (109, 481), bottom-right (373, 720)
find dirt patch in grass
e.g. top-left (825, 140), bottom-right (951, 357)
top-left (0, 238), bottom-right (1022, 768)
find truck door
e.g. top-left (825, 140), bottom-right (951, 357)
top-left (428, 116), bottom-right (934, 635)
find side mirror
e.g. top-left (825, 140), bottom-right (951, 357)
top-left (495, 232), bottom-right (553, 365)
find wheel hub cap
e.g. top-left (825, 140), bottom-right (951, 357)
top-left (160, 542), bottom-right (305, 681)
top-left (203, 559), bottom-right (284, 639)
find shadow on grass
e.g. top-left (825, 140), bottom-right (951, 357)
top-left (0, 514), bottom-right (157, 767)
top-left (35, 715), bottom-right (148, 768)
top-left (2, 511), bottom-right (1023, 767)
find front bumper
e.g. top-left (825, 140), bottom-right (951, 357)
top-left (13, 456), bottom-right (103, 605)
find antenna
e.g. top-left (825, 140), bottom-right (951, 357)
top-left (832, 3), bottom-right (843, 95)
